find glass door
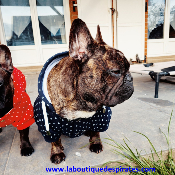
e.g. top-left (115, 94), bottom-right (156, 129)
top-left (0, 0), bottom-right (41, 66)
top-left (148, 0), bottom-right (165, 39)
top-left (36, 0), bottom-right (66, 45)
top-left (147, 0), bottom-right (175, 57)
top-left (0, 0), bottom-right (35, 46)
top-left (0, 0), bottom-right (70, 66)
top-left (169, 0), bottom-right (175, 38)
top-left (35, 0), bottom-right (69, 62)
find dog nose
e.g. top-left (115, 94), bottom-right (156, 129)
top-left (0, 79), bottom-right (4, 87)
top-left (124, 73), bottom-right (133, 82)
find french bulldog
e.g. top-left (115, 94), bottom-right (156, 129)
top-left (34, 18), bottom-right (134, 164)
top-left (0, 44), bottom-right (34, 156)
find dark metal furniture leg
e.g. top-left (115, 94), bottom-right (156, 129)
top-left (149, 71), bottom-right (170, 98)
top-left (154, 73), bottom-right (160, 98)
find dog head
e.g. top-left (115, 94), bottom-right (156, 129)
top-left (48, 19), bottom-right (134, 119)
top-left (0, 45), bottom-right (13, 111)
top-left (69, 19), bottom-right (133, 107)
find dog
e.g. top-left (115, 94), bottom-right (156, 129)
top-left (136, 54), bottom-right (142, 63)
top-left (34, 18), bottom-right (134, 164)
top-left (0, 45), bottom-right (34, 156)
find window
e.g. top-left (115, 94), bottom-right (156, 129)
top-left (36, 0), bottom-right (66, 45)
top-left (148, 0), bottom-right (166, 39)
top-left (169, 0), bottom-right (175, 38)
top-left (0, 0), bottom-right (34, 46)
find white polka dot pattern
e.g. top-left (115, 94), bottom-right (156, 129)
top-left (34, 96), bottom-right (112, 143)
top-left (0, 67), bottom-right (34, 130)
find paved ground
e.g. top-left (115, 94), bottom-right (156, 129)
top-left (0, 67), bottom-right (175, 175)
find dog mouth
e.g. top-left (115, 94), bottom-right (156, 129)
top-left (106, 85), bottom-right (134, 107)
top-left (0, 101), bottom-right (5, 109)
top-left (104, 73), bottom-right (134, 106)
top-left (0, 87), bottom-right (5, 109)
top-left (0, 94), bottom-right (5, 109)
top-left (115, 85), bottom-right (134, 100)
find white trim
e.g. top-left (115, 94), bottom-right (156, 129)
top-left (42, 100), bottom-right (49, 131)
top-left (169, 39), bottom-right (175, 42)
top-left (0, 6), bottom-right (7, 45)
top-left (7, 45), bottom-right (36, 50)
top-left (142, 0), bottom-right (146, 59)
top-left (41, 44), bottom-right (68, 49)
top-left (147, 53), bottom-right (175, 57)
top-left (148, 39), bottom-right (165, 43)
top-left (77, 0), bottom-right (81, 18)
top-left (108, 0), bottom-right (112, 47)
top-left (82, 23), bottom-right (111, 27)
top-left (113, 0), bottom-right (117, 48)
top-left (42, 58), bottom-right (62, 103)
top-left (63, 0), bottom-right (71, 45)
top-left (116, 0), bottom-right (118, 49)
top-left (29, 0), bottom-right (43, 64)
top-left (164, 0), bottom-right (169, 55)
top-left (15, 63), bottom-right (43, 67)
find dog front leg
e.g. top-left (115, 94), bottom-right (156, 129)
top-left (19, 127), bottom-right (34, 156)
top-left (89, 131), bottom-right (103, 153)
top-left (50, 138), bottom-right (66, 164)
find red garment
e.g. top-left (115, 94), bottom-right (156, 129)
top-left (0, 67), bottom-right (34, 130)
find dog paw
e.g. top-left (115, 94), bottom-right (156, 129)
top-left (20, 142), bottom-right (34, 156)
top-left (90, 143), bottom-right (103, 154)
top-left (50, 153), bottom-right (66, 164)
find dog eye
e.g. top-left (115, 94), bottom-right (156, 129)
top-left (111, 70), bottom-right (121, 75)
top-left (9, 68), bottom-right (13, 73)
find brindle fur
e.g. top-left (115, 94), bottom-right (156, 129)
top-left (88, 131), bottom-right (103, 153)
top-left (47, 19), bottom-right (134, 164)
top-left (50, 138), bottom-right (65, 164)
top-left (0, 45), bottom-right (34, 156)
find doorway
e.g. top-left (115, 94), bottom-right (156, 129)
top-left (0, 0), bottom-right (70, 66)
top-left (147, 0), bottom-right (175, 58)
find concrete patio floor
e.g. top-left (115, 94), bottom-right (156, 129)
top-left (0, 67), bottom-right (175, 175)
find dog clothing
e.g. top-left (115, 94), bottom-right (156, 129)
top-left (34, 51), bottom-right (112, 143)
top-left (0, 67), bottom-right (34, 130)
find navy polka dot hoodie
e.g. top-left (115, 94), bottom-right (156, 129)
top-left (34, 51), bottom-right (112, 143)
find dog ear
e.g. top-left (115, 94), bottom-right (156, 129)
top-left (0, 45), bottom-right (13, 73)
top-left (95, 25), bottom-right (106, 45)
top-left (69, 18), bottom-right (95, 62)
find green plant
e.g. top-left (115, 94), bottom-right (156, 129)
top-left (103, 110), bottom-right (175, 174)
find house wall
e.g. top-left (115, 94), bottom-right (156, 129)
top-left (0, 0), bottom-right (144, 66)
top-left (1, 0), bottom-right (175, 66)
top-left (117, 0), bottom-right (145, 61)
top-left (145, 0), bottom-right (148, 62)
top-left (77, 0), bottom-right (114, 47)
